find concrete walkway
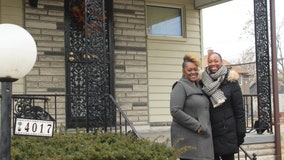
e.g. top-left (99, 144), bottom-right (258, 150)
top-left (137, 126), bottom-right (177, 159)
top-left (136, 126), bottom-right (171, 144)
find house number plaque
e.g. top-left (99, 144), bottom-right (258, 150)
top-left (14, 118), bottom-right (54, 137)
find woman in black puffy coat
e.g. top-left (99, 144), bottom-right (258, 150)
top-left (201, 52), bottom-right (246, 160)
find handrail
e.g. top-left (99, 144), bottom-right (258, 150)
top-left (104, 94), bottom-right (139, 137)
top-left (242, 94), bottom-right (272, 134)
top-left (243, 94), bottom-right (257, 133)
top-left (238, 146), bottom-right (257, 160)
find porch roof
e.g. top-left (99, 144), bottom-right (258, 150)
top-left (195, 0), bottom-right (232, 9)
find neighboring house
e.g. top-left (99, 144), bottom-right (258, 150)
top-left (279, 92), bottom-right (284, 114)
top-left (251, 83), bottom-right (284, 115)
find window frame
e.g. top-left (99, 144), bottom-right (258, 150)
top-left (146, 4), bottom-right (186, 39)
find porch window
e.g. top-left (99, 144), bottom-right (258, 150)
top-left (146, 5), bottom-right (183, 37)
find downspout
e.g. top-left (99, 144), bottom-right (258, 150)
top-left (269, 0), bottom-right (281, 159)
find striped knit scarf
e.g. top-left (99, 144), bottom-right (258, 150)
top-left (202, 65), bottom-right (227, 108)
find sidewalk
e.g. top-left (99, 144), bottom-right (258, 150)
top-left (136, 126), bottom-right (171, 144)
top-left (137, 126), bottom-right (178, 159)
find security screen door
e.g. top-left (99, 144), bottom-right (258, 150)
top-left (65, 0), bottom-right (114, 131)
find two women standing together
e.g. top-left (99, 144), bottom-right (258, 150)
top-left (170, 52), bottom-right (246, 160)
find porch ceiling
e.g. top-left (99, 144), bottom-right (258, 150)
top-left (195, 0), bottom-right (232, 9)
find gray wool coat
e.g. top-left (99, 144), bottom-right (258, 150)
top-left (170, 77), bottom-right (214, 160)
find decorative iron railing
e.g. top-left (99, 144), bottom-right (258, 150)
top-left (10, 94), bottom-right (138, 137)
top-left (243, 94), bottom-right (272, 134)
top-left (104, 94), bottom-right (139, 136)
top-left (238, 146), bottom-right (257, 160)
top-left (2, 93), bottom-right (270, 159)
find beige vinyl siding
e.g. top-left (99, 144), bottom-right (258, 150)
top-left (146, 0), bottom-right (201, 123)
top-left (0, 0), bottom-right (25, 94)
top-left (0, 0), bottom-right (23, 25)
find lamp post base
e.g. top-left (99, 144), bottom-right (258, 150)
top-left (1, 82), bottom-right (12, 160)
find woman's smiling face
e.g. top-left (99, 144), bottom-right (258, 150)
top-left (183, 61), bottom-right (199, 82)
top-left (208, 53), bottom-right (222, 73)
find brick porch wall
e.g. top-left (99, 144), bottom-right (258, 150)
top-left (24, 0), bottom-right (65, 125)
top-left (113, 0), bottom-right (149, 126)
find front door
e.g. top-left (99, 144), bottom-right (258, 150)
top-left (64, 0), bottom-right (114, 131)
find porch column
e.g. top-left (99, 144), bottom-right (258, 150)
top-left (254, 0), bottom-right (281, 159)
top-left (254, 0), bottom-right (272, 133)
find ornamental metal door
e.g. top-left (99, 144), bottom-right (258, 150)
top-left (64, 0), bottom-right (114, 130)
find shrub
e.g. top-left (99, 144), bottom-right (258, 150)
top-left (11, 131), bottom-right (180, 160)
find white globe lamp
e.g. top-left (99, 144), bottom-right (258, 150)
top-left (0, 23), bottom-right (37, 81)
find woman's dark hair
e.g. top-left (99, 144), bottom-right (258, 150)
top-left (182, 57), bottom-right (193, 68)
top-left (208, 52), bottom-right (223, 62)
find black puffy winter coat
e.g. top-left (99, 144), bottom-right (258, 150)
top-left (209, 70), bottom-right (246, 155)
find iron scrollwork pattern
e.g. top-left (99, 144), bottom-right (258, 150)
top-left (13, 97), bottom-right (55, 121)
top-left (66, 0), bottom-right (115, 130)
top-left (254, 0), bottom-right (272, 133)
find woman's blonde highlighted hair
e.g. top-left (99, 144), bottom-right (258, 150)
top-left (183, 53), bottom-right (200, 67)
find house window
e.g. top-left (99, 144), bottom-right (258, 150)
top-left (146, 5), bottom-right (183, 37)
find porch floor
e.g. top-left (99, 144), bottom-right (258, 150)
top-left (137, 125), bottom-right (275, 144)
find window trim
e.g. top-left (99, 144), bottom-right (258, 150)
top-left (146, 3), bottom-right (186, 40)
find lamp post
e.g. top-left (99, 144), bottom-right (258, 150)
top-left (0, 24), bottom-right (37, 160)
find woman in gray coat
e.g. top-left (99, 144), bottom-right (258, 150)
top-left (170, 53), bottom-right (214, 160)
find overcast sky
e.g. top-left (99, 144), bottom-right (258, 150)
top-left (202, 0), bottom-right (284, 62)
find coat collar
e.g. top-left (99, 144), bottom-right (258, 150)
top-left (180, 76), bottom-right (199, 88)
